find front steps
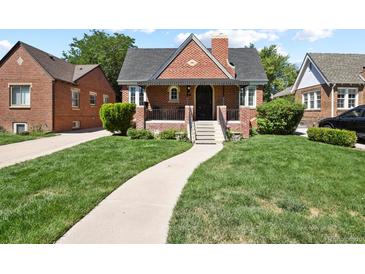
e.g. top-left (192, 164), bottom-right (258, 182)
top-left (194, 121), bottom-right (225, 145)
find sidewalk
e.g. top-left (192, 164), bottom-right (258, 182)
top-left (57, 144), bottom-right (223, 244)
top-left (0, 128), bottom-right (110, 169)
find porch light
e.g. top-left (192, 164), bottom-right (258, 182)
top-left (186, 85), bottom-right (191, 97)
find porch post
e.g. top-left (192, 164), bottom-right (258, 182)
top-left (239, 106), bottom-right (250, 138)
top-left (135, 105), bottom-right (145, 129)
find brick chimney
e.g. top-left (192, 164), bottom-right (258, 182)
top-left (211, 33), bottom-right (235, 77)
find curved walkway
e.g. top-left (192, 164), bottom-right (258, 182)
top-left (57, 143), bottom-right (223, 244)
top-left (0, 128), bottom-right (110, 169)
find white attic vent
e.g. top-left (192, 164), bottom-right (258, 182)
top-left (17, 57), bottom-right (23, 65)
top-left (187, 59), bottom-right (198, 67)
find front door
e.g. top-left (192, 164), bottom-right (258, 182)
top-left (196, 85), bottom-right (213, 120)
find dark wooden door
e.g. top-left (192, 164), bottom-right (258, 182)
top-left (196, 86), bottom-right (213, 120)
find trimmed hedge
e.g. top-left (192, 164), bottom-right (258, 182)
top-left (307, 127), bottom-right (357, 147)
top-left (257, 98), bottom-right (304, 135)
top-left (127, 128), bottom-right (154, 140)
top-left (99, 103), bottom-right (136, 135)
top-left (159, 129), bottom-right (177, 140)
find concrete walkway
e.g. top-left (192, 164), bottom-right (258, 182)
top-left (57, 143), bottom-right (223, 244)
top-left (0, 128), bottom-right (110, 169)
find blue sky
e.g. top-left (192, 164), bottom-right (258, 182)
top-left (1, 29), bottom-right (365, 66)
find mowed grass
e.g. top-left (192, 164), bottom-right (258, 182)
top-left (0, 136), bottom-right (191, 243)
top-left (0, 132), bottom-right (56, 146)
top-left (168, 135), bottom-right (365, 243)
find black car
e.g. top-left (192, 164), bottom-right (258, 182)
top-left (318, 105), bottom-right (365, 139)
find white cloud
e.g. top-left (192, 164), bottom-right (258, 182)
top-left (139, 29), bottom-right (155, 34)
top-left (175, 29), bottom-right (282, 47)
top-left (294, 29), bottom-right (334, 42)
top-left (0, 40), bottom-right (12, 50)
top-left (276, 44), bottom-right (288, 56)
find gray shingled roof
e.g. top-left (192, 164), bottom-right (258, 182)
top-left (272, 86), bottom-right (293, 98)
top-left (309, 53), bottom-right (365, 84)
top-left (118, 44), bottom-right (268, 84)
top-left (0, 41), bottom-right (99, 83)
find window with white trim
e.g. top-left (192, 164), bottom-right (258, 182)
top-left (72, 121), bottom-right (80, 129)
top-left (302, 91), bottom-right (321, 110)
top-left (13, 122), bottom-right (28, 134)
top-left (10, 85), bottom-right (31, 107)
top-left (337, 88), bottom-right (358, 109)
top-left (103, 94), bottom-right (109, 104)
top-left (71, 89), bottom-right (80, 108)
top-left (168, 86), bottom-right (179, 102)
top-left (89, 92), bottom-right (97, 106)
top-left (129, 86), bottom-right (145, 106)
top-left (239, 86), bottom-right (256, 107)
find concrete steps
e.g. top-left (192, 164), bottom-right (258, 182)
top-left (194, 121), bottom-right (225, 145)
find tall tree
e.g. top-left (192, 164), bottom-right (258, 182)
top-left (63, 30), bottom-right (136, 99)
top-left (259, 45), bottom-right (298, 101)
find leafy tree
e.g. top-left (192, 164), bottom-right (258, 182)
top-left (259, 45), bottom-right (298, 101)
top-left (63, 30), bottom-right (136, 99)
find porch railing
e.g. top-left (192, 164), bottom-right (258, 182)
top-left (146, 108), bottom-right (184, 120)
top-left (227, 109), bottom-right (239, 121)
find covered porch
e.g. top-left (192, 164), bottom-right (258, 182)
top-left (131, 79), bottom-right (263, 139)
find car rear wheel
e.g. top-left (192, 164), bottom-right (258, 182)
top-left (322, 124), bottom-right (332, 128)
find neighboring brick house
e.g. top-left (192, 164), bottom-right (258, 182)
top-left (292, 53), bottom-right (365, 126)
top-left (117, 33), bottom-right (268, 139)
top-left (0, 41), bottom-right (115, 133)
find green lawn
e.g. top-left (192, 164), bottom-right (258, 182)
top-left (0, 132), bottom-right (56, 146)
top-left (168, 135), bottom-right (365, 244)
top-left (0, 137), bottom-right (191, 243)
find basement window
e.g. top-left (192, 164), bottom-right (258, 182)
top-left (13, 122), bottom-right (28, 134)
top-left (72, 121), bottom-right (80, 129)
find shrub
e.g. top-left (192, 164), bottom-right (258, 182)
top-left (176, 131), bottom-right (189, 142)
top-left (0, 126), bottom-right (6, 133)
top-left (18, 131), bottom-right (30, 136)
top-left (257, 98), bottom-right (304, 135)
top-left (99, 103), bottom-right (136, 135)
top-left (127, 128), bottom-right (154, 140)
top-left (307, 127), bottom-right (357, 147)
top-left (159, 129), bottom-right (177, 140)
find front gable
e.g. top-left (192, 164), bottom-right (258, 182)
top-left (297, 61), bottom-right (326, 89)
top-left (157, 38), bottom-right (231, 79)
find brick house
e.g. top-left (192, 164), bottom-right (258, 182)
top-left (0, 41), bottom-right (115, 133)
top-left (117, 34), bottom-right (268, 142)
top-left (292, 53), bottom-right (365, 126)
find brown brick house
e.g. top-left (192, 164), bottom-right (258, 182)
top-left (0, 41), bottom-right (115, 133)
top-left (117, 34), bottom-right (268, 142)
top-left (292, 53), bottom-right (365, 126)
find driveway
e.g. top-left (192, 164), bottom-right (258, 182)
top-left (0, 128), bottom-right (110, 169)
top-left (296, 126), bottom-right (365, 150)
top-left (57, 143), bottom-right (223, 244)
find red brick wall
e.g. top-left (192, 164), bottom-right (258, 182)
top-left (53, 67), bottom-right (115, 132)
top-left (158, 40), bottom-right (229, 79)
top-left (0, 46), bottom-right (54, 132)
top-left (295, 84), bottom-right (365, 126)
top-left (146, 121), bottom-right (185, 133)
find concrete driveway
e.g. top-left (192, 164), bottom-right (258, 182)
top-left (0, 128), bottom-right (111, 169)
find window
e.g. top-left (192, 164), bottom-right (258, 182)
top-left (72, 89), bottom-right (80, 108)
top-left (168, 86), bottom-right (179, 102)
top-left (72, 121), bottom-right (80, 129)
top-left (239, 86), bottom-right (256, 107)
top-left (341, 109), bottom-right (362, 118)
top-left (337, 88), bottom-right (358, 109)
top-left (303, 93), bottom-right (308, 109)
top-left (103, 94), bottom-right (109, 104)
top-left (13, 122), bottom-right (28, 134)
top-left (89, 92), bottom-right (97, 106)
top-left (302, 91), bottom-right (321, 110)
top-left (10, 85), bottom-right (31, 107)
top-left (129, 86), bottom-right (145, 106)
